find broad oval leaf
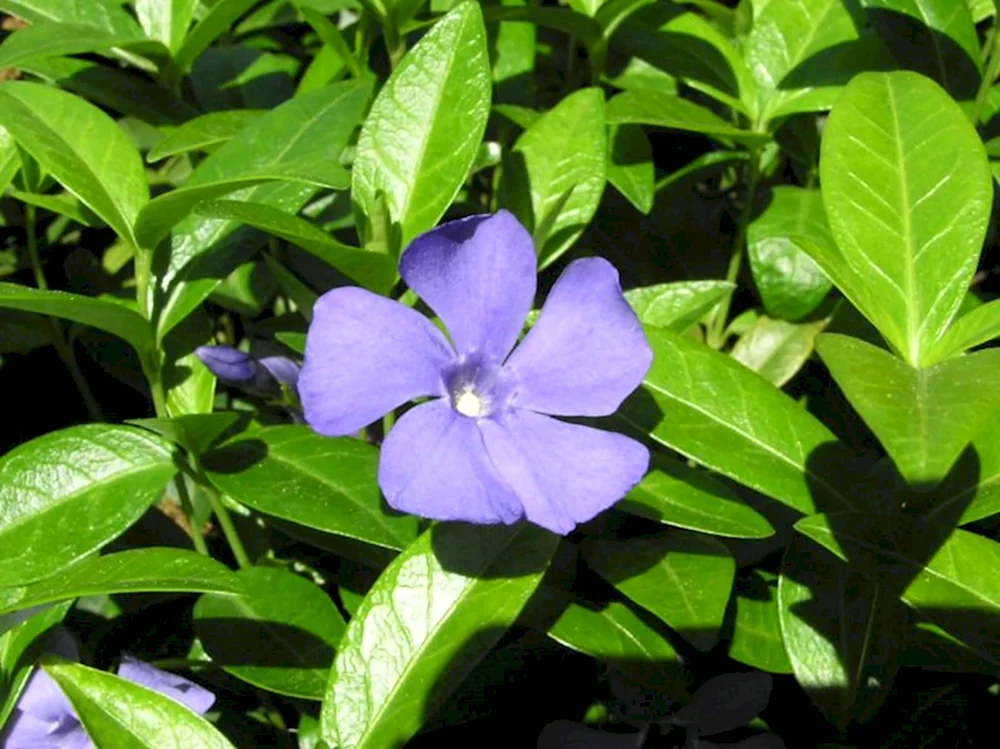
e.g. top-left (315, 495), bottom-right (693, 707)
top-left (0, 81), bottom-right (148, 245)
top-left (0, 283), bottom-right (152, 353)
top-left (352, 1), bottom-right (491, 249)
top-left (504, 87), bottom-right (606, 268)
top-left (625, 280), bottom-right (735, 332)
top-left (135, 0), bottom-right (200, 54)
top-left (194, 566), bottom-right (345, 699)
top-left (0, 548), bottom-right (241, 617)
top-left (608, 123), bottom-right (654, 214)
top-left (43, 659), bottom-right (234, 749)
top-left (203, 425), bottom-right (418, 551)
top-left (0, 425), bottom-right (175, 586)
top-left (816, 334), bottom-right (1000, 486)
top-left (820, 71), bottom-right (991, 366)
top-left (928, 297), bottom-right (1000, 364)
top-left (729, 570), bottom-right (793, 674)
top-left (619, 327), bottom-right (855, 514)
top-left (320, 523), bottom-right (557, 749)
top-left (584, 530), bottom-right (736, 651)
top-left (547, 599), bottom-right (679, 662)
top-left (0, 21), bottom-right (156, 70)
top-left (146, 109), bottom-right (264, 162)
top-left (731, 316), bottom-right (827, 388)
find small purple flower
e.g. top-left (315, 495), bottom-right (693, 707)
top-left (299, 210), bottom-right (653, 535)
top-left (196, 345), bottom-right (300, 397)
top-left (0, 656), bottom-right (214, 748)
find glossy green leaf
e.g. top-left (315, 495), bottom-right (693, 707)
top-left (320, 524), bottom-right (557, 749)
top-left (928, 298), bottom-right (1000, 363)
top-left (0, 126), bottom-right (17, 194)
top-left (0, 82), bottom-right (148, 246)
top-left (0, 22), bottom-right (159, 70)
top-left (504, 87), bottom-right (606, 268)
top-left (147, 110), bottom-right (264, 162)
top-left (0, 0), bottom-right (144, 35)
top-left (746, 0), bottom-right (873, 121)
top-left (547, 599), bottom-right (679, 661)
top-left (155, 80), bottom-right (371, 340)
top-left (0, 425), bottom-right (174, 587)
top-left (8, 188), bottom-right (101, 227)
top-left (0, 283), bottom-right (151, 352)
top-left (0, 602), bottom-right (72, 727)
top-left (194, 566), bottom-right (345, 699)
top-left (778, 535), bottom-right (900, 729)
top-left (203, 425), bottom-right (418, 551)
top-left (584, 530), bottom-right (735, 651)
top-left (817, 334), bottom-right (1000, 486)
top-left (747, 187), bottom-right (833, 321)
top-left (299, 5), bottom-right (364, 79)
top-left (173, 0), bottom-right (259, 71)
top-left (931, 409), bottom-right (1000, 526)
top-left (194, 200), bottom-right (396, 294)
top-left (129, 413), bottom-right (241, 456)
top-left (619, 327), bottom-right (855, 514)
top-left (731, 316), bottom-right (827, 387)
top-left (729, 570), bottom-right (793, 674)
top-left (44, 659), bottom-right (235, 749)
top-left (352, 1), bottom-right (491, 249)
top-left (625, 280), bottom-right (735, 332)
top-left (795, 514), bottom-right (1000, 665)
top-left (0, 549), bottom-right (241, 617)
top-left (135, 0), bottom-right (200, 54)
top-left (819, 71), bottom-right (991, 366)
top-left (607, 124), bottom-right (654, 214)
top-left (606, 90), bottom-right (769, 147)
top-left (621, 454), bottom-right (775, 539)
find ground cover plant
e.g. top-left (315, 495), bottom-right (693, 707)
top-left (1, 0), bottom-right (1000, 746)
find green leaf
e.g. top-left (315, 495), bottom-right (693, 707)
top-left (778, 535), bottom-right (899, 729)
top-left (731, 316), bottom-right (827, 387)
top-left (819, 71), bottom-right (991, 366)
top-left (606, 90), bottom-right (769, 147)
top-left (155, 80), bottom-right (371, 340)
top-left (619, 327), bottom-right (855, 514)
top-left (135, 0), bottom-right (200, 54)
top-left (320, 524), bottom-right (557, 749)
top-left (621, 453), bottom-right (775, 539)
top-left (584, 530), bottom-right (735, 651)
top-left (729, 570), bottom-right (793, 674)
top-left (607, 124), bottom-right (654, 214)
top-left (352, 1), bottom-right (491, 249)
top-left (129, 413), bottom-right (241, 456)
top-left (547, 599), bottom-right (679, 661)
top-left (44, 659), bottom-right (235, 749)
top-left (863, 0), bottom-right (982, 101)
top-left (931, 411), bottom-right (1000, 526)
top-left (0, 0), bottom-right (144, 35)
top-left (194, 566), bottom-right (345, 700)
top-left (0, 82), bottom-right (148, 246)
top-left (794, 514), bottom-right (1000, 666)
top-left (928, 298), bottom-right (1000, 363)
top-left (0, 21), bottom-right (160, 70)
top-left (0, 125), bottom-right (18, 195)
top-left (0, 283), bottom-right (152, 352)
top-left (816, 334), bottom-right (1000, 486)
top-left (747, 187), bottom-right (833, 321)
top-left (194, 200), bottom-right (396, 294)
top-left (625, 280), bottom-right (735, 332)
top-left (0, 548), bottom-right (241, 617)
top-left (745, 0), bottom-right (874, 122)
top-left (0, 602), bottom-right (72, 728)
top-left (173, 0), bottom-right (260, 71)
top-left (203, 426), bottom-right (418, 552)
top-left (0, 425), bottom-right (174, 587)
top-left (8, 188), bottom-right (101, 227)
top-left (504, 87), bottom-right (606, 268)
top-left (147, 110), bottom-right (265, 162)
top-left (299, 4), bottom-right (364, 79)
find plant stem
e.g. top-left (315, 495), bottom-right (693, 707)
top-left (195, 464), bottom-right (252, 569)
top-left (25, 204), bottom-right (104, 422)
top-left (974, 26), bottom-right (1000, 125)
top-left (706, 148), bottom-right (761, 349)
top-left (174, 472), bottom-right (210, 557)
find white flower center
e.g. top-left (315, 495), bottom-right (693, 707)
top-left (454, 388), bottom-right (487, 417)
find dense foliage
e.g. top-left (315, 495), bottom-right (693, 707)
top-left (2, 0), bottom-right (1000, 747)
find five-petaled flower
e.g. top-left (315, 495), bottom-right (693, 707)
top-left (0, 656), bottom-right (215, 748)
top-left (299, 210), bottom-right (653, 535)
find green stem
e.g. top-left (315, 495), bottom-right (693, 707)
top-left (707, 148), bottom-right (761, 349)
top-left (192, 458), bottom-right (251, 569)
top-left (174, 472), bottom-right (210, 557)
top-left (974, 26), bottom-right (1000, 125)
top-left (25, 204), bottom-right (104, 422)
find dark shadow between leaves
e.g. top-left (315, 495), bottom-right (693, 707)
top-left (430, 521), bottom-right (555, 579)
top-left (201, 438), bottom-right (269, 474)
top-left (193, 617), bottom-right (334, 670)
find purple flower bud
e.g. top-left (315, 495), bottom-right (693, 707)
top-left (0, 656), bottom-right (215, 748)
top-left (196, 345), bottom-right (300, 397)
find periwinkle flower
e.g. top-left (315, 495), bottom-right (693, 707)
top-left (299, 210), bottom-right (653, 535)
top-left (0, 656), bottom-right (214, 748)
top-left (196, 345), bottom-right (299, 397)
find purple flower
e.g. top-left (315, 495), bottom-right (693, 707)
top-left (196, 345), bottom-right (300, 397)
top-left (299, 211), bottom-right (652, 535)
top-left (0, 656), bottom-right (214, 748)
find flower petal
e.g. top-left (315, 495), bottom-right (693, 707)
top-left (379, 400), bottom-right (523, 525)
top-left (300, 287), bottom-right (454, 435)
top-left (507, 258), bottom-right (652, 417)
top-left (0, 711), bottom-right (85, 749)
top-left (117, 657), bottom-right (215, 715)
top-left (400, 210), bottom-right (537, 361)
top-left (480, 409), bottom-right (649, 535)
top-left (259, 355), bottom-right (300, 388)
top-left (15, 668), bottom-right (74, 723)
